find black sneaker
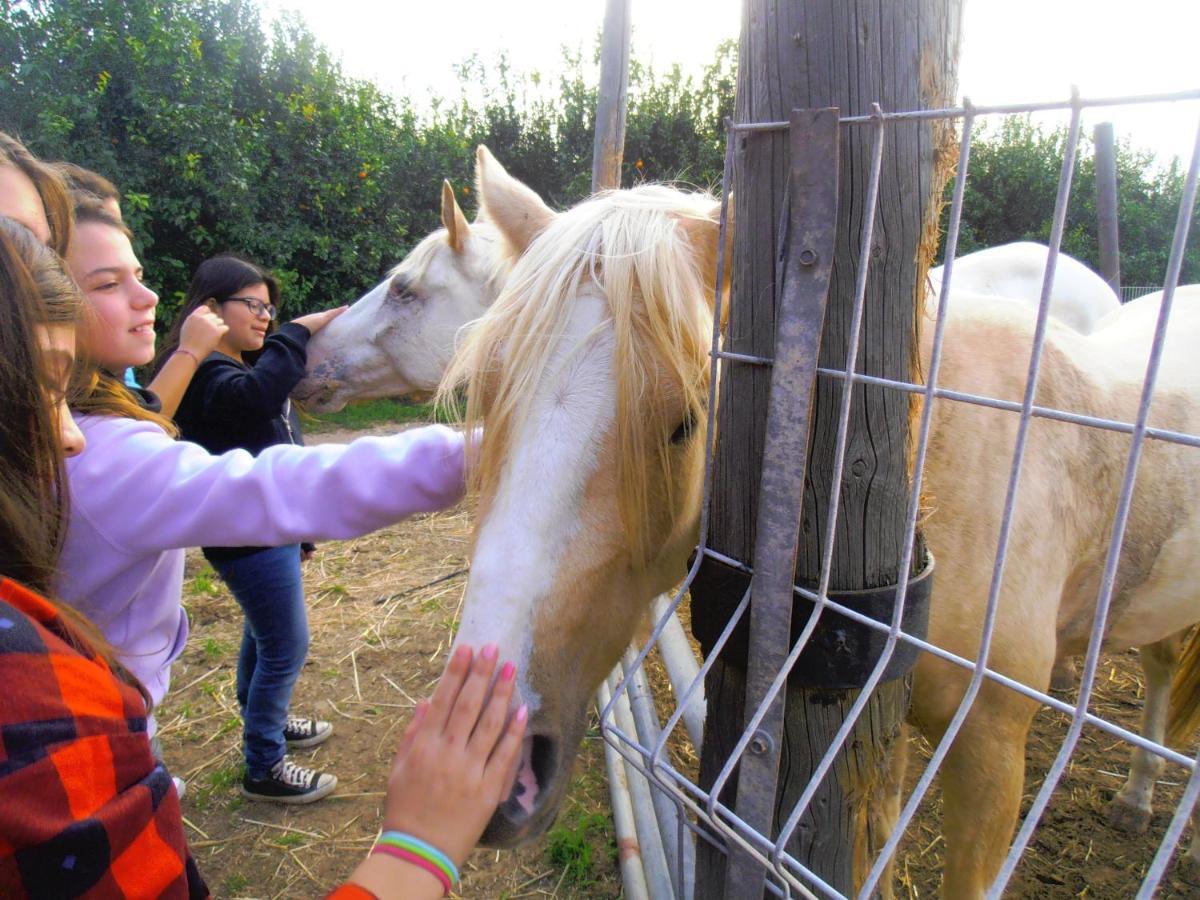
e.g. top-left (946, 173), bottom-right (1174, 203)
top-left (283, 715), bottom-right (333, 749)
top-left (241, 758), bottom-right (337, 804)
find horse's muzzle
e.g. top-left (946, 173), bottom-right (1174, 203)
top-left (479, 733), bottom-right (562, 847)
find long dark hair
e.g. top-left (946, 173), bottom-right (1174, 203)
top-left (0, 217), bottom-right (79, 593)
top-left (0, 216), bottom-right (151, 696)
top-left (0, 131), bottom-right (73, 257)
top-left (154, 254), bottom-right (281, 374)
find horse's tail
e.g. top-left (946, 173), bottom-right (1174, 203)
top-left (1166, 626), bottom-right (1200, 748)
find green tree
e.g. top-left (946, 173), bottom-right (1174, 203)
top-left (941, 116), bottom-right (1199, 287)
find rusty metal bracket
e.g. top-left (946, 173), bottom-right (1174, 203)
top-left (723, 108), bottom-right (841, 899)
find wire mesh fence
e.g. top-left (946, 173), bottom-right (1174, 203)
top-left (597, 87), bottom-right (1200, 899)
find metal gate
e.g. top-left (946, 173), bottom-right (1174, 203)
top-left (597, 86), bottom-right (1200, 899)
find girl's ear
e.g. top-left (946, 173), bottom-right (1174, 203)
top-left (204, 298), bottom-right (220, 313)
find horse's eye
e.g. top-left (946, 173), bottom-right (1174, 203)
top-left (387, 278), bottom-right (419, 304)
top-left (670, 408), bottom-right (697, 445)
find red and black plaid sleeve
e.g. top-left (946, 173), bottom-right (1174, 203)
top-left (0, 579), bottom-right (208, 899)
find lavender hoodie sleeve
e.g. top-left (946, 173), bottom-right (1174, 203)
top-left (67, 416), bottom-right (466, 555)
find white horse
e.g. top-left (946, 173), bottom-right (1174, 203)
top-left (927, 241), bottom-right (1120, 334)
top-left (292, 149), bottom-right (549, 412)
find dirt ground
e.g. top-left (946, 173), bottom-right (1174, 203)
top-left (158, 425), bottom-right (1200, 898)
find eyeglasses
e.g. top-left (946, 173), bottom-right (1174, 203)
top-left (223, 296), bottom-right (278, 320)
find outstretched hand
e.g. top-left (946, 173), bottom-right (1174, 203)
top-left (383, 644), bottom-right (527, 866)
top-left (292, 305), bottom-right (348, 336)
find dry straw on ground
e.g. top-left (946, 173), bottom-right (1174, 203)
top-left (158, 429), bottom-right (1200, 897)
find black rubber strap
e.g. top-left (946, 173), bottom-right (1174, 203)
top-left (690, 553), bottom-right (933, 689)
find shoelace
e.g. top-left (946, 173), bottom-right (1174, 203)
top-left (272, 759), bottom-right (315, 788)
top-left (285, 716), bottom-right (316, 737)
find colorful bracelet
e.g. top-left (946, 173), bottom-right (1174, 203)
top-left (371, 844), bottom-right (452, 895)
top-left (372, 831), bottom-right (459, 894)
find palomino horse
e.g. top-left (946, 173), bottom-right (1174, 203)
top-left (909, 290), bottom-right (1200, 894)
top-left (292, 148), bottom-right (547, 412)
top-left (926, 240), bottom-right (1120, 334)
top-left (442, 157), bottom-right (1200, 894)
top-left (439, 167), bottom-right (727, 845)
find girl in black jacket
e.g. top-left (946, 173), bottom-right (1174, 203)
top-left (165, 255), bottom-right (347, 805)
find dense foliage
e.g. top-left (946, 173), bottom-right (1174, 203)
top-left (2, 0), bottom-right (1193, 326)
top-left (945, 116), bottom-right (1199, 287)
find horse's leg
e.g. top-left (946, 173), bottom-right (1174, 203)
top-left (938, 684), bottom-right (1039, 899)
top-left (912, 647), bottom-right (1045, 900)
top-left (1049, 654), bottom-right (1077, 692)
top-left (1106, 632), bottom-right (1184, 834)
top-left (870, 721), bottom-right (911, 900)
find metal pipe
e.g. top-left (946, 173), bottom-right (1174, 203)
top-left (623, 648), bottom-right (697, 900)
top-left (597, 679), bottom-right (652, 900)
top-left (604, 673), bottom-right (676, 899)
top-left (650, 595), bottom-right (706, 749)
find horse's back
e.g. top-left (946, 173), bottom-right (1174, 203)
top-left (928, 241), bottom-right (1120, 333)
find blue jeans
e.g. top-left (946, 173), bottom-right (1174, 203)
top-left (210, 544), bottom-right (309, 779)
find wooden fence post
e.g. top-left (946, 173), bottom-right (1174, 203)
top-left (592, 0), bottom-right (631, 192)
top-left (693, 1), bottom-right (963, 895)
top-left (1094, 122), bottom-right (1122, 295)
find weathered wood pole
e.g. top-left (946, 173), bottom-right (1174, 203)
top-left (1094, 122), bottom-right (1122, 296)
top-left (592, 0), bottom-right (632, 192)
top-left (693, 1), bottom-right (963, 896)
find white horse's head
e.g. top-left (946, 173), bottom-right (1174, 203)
top-left (441, 155), bottom-right (730, 846)
top-left (294, 148), bottom-right (545, 411)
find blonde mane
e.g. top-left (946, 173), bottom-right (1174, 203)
top-left (439, 184), bottom-right (718, 567)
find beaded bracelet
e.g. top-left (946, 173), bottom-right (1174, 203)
top-left (372, 831), bottom-right (459, 895)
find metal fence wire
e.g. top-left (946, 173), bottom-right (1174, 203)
top-left (596, 87), bottom-right (1200, 900)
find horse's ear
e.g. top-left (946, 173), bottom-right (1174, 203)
top-left (475, 145), bottom-right (555, 257)
top-left (441, 180), bottom-right (470, 253)
top-left (678, 195), bottom-right (734, 326)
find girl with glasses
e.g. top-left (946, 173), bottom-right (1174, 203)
top-left (157, 254), bottom-right (352, 803)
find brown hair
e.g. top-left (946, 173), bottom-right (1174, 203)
top-left (0, 216), bottom-right (143, 688)
top-left (50, 160), bottom-right (121, 208)
top-left (68, 199), bottom-right (178, 436)
top-left (0, 131), bottom-right (73, 257)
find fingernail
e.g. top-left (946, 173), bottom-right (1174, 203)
top-left (515, 704), bottom-right (529, 723)
top-left (481, 643), bottom-right (499, 661)
top-left (454, 645), bottom-right (472, 663)
top-left (500, 661), bottom-right (516, 681)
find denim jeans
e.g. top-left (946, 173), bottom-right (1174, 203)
top-left (210, 544), bottom-right (308, 779)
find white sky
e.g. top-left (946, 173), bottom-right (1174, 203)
top-left (262, 0), bottom-right (1199, 168)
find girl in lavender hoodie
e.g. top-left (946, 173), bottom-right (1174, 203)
top-left (59, 205), bottom-right (468, 806)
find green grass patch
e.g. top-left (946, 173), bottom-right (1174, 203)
top-left (545, 810), bottom-right (611, 887)
top-left (302, 398), bottom-right (456, 433)
top-left (188, 566), bottom-right (221, 596)
top-left (202, 637), bottom-right (229, 662)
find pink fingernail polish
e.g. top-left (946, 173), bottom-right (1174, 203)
top-left (515, 704), bottom-right (529, 723)
top-left (481, 643), bottom-right (499, 661)
top-left (454, 645), bottom-right (472, 663)
top-left (500, 661), bottom-right (516, 681)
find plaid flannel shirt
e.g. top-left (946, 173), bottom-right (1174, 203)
top-left (0, 578), bottom-right (208, 898)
